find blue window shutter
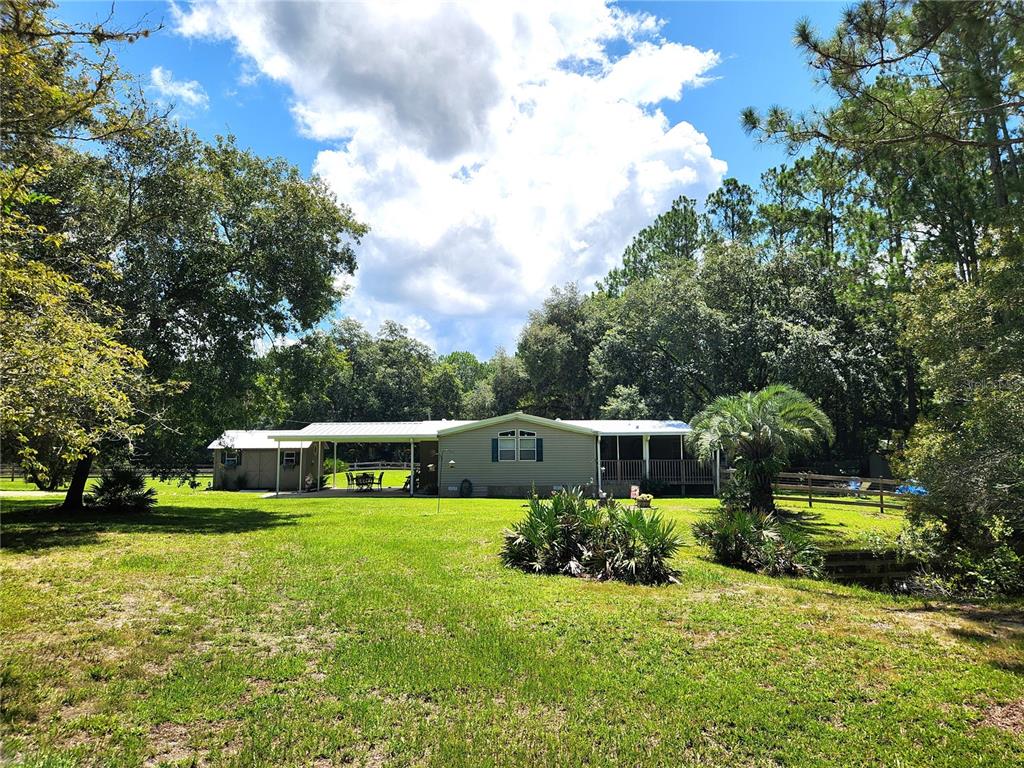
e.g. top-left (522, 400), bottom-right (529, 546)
top-left (491, 438), bottom-right (499, 462)
top-left (536, 438), bottom-right (544, 462)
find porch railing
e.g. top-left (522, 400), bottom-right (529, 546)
top-left (600, 459), bottom-right (715, 485)
top-left (600, 459), bottom-right (644, 483)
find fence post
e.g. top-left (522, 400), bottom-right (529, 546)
top-left (806, 474), bottom-right (813, 508)
top-left (879, 484), bottom-right (885, 514)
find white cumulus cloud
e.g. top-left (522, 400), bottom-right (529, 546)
top-left (149, 65), bottom-right (209, 110)
top-left (173, 1), bottom-right (727, 354)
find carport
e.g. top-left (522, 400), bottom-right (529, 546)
top-left (270, 420), bottom-right (474, 496)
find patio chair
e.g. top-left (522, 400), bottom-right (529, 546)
top-left (375, 471), bottom-right (385, 490)
top-left (346, 471), bottom-right (355, 489)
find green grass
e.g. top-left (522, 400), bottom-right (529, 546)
top-left (1, 485), bottom-right (1021, 767)
top-left (0, 477), bottom-right (63, 493)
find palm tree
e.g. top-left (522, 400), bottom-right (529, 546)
top-left (689, 385), bottom-right (834, 513)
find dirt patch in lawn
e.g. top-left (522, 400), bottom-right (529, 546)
top-left (145, 722), bottom-right (198, 767)
top-left (884, 604), bottom-right (1024, 649)
top-left (979, 699), bottom-right (1024, 735)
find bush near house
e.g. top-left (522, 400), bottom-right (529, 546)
top-left (500, 487), bottom-right (681, 584)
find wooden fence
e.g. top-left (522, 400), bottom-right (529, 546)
top-left (723, 469), bottom-right (909, 512)
top-left (2, 464), bottom-right (213, 483)
top-left (342, 461), bottom-right (410, 471)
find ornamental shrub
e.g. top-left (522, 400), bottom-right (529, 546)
top-left (692, 505), bottom-right (822, 578)
top-left (500, 487), bottom-right (681, 585)
top-left (86, 467), bottom-right (157, 512)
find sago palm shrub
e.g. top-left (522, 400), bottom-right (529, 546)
top-left (86, 467), bottom-right (157, 512)
top-left (692, 506), bottom-right (822, 578)
top-left (607, 506), bottom-right (682, 584)
top-left (501, 488), bottom-right (681, 585)
top-left (501, 487), bottom-right (593, 576)
top-left (689, 384), bottom-right (834, 513)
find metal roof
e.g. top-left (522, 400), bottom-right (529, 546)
top-left (562, 419), bottom-right (691, 436)
top-left (207, 430), bottom-right (312, 450)
top-left (260, 415), bottom-right (691, 443)
top-left (436, 411), bottom-right (595, 436)
top-left (272, 420), bottom-right (476, 442)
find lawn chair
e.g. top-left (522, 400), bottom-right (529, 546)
top-left (375, 471), bottom-right (384, 490)
top-left (345, 471), bottom-right (355, 489)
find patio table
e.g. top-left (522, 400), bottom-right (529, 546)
top-left (354, 472), bottom-right (375, 491)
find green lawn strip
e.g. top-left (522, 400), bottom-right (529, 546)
top-left (2, 485), bottom-right (1021, 766)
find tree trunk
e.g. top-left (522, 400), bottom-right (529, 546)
top-left (62, 455), bottom-right (94, 511)
top-left (750, 464), bottom-right (775, 514)
top-left (905, 353), bottom-right (918, 433)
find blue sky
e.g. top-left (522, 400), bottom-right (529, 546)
top-left (59, 1), bottom-right (845, 357)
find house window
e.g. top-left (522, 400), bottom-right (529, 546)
top-left (518, 430), bottom-right (537, 461)
top-left (283, 451), bottom-right (297, 467)
top-left (224, 450), bottom-right (241, 467)
top-left (497, 430), bottom-right (517, 461)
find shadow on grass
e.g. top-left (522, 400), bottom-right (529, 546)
top-left (775, 509), bottom-right (847, 539)
top-left (0, 499), bottom-right (307, 553)
top-left (882, 603), bottom-right (1024, 673)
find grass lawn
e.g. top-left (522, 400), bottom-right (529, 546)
top-left (2, 486), bottom-right (1021, 767)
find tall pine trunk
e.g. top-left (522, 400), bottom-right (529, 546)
top-left (62, 455), bottom-right (94, 511)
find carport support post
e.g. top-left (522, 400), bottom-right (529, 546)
top-left (333, 442), bottom-right (337, 489)
top-left (318, 441), bottom-right (322, 489)
top-left (275, 442), bottom-right (281, 496)
top-left (642, 434), bottom-right (650, 480)
top-left (409, 439), bottom-right (415, 496)
top-left (596, 435), bottom-right (602, 495)
top-left (298, 446), bottom-right (303, 492)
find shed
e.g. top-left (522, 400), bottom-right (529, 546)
top-left (208, 430), bottom-right (314, 490)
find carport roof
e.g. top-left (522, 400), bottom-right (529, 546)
top-left (272, 420), bottom-right (476, 442)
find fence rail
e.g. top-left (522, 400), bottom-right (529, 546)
top-left (1, 464), bottom-right (213, 484)
top-left (723, 469), bottom-right (910, 512)
top-left (341, 461), bottom-right (411, 471)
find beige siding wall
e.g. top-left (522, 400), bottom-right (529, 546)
top-left (212, 447), bottom-right (318, 490)
top-left (437, 419), bottom-right (597, 497)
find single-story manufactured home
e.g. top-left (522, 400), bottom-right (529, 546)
top-left (209, 412), bottom-right (720, 497)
